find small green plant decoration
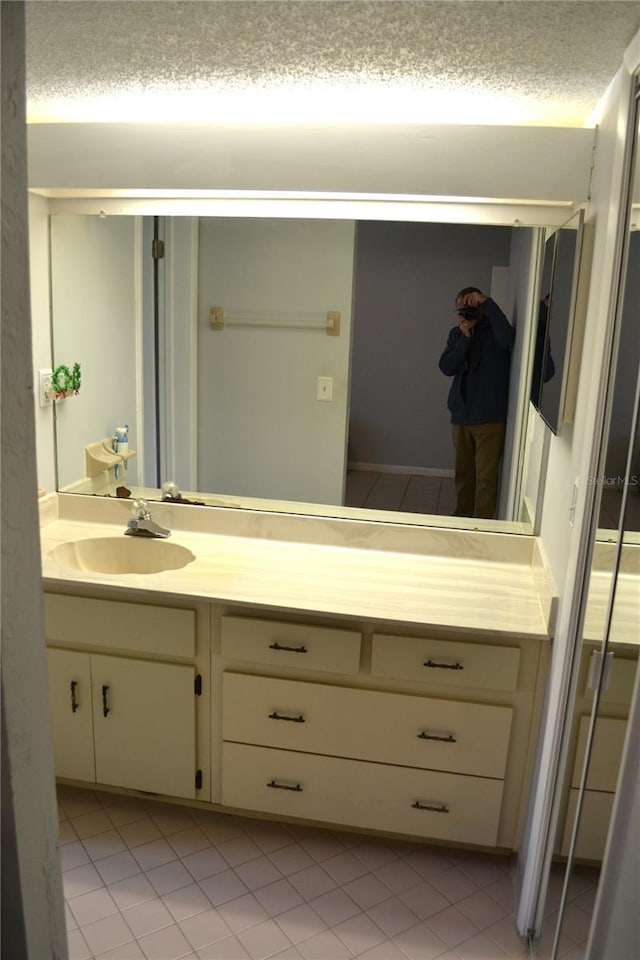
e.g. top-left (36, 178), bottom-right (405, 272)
top-left (51, 362), bottom-right (81, 399)
top-left (71, 362), bottom-right (81, 394)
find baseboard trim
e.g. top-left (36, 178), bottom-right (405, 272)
top-left (348, 462), bottom-right (454, 479)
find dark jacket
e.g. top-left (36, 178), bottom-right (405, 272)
top-left (438, 298), bottom-right (515, 425)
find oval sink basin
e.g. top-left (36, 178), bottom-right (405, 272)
top-left (48, 537), bottom-right (195, 575)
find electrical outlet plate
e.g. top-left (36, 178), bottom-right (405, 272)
top-left (569, 476), bottom-right (579, 526)
top-left (38, 369), bottom-right (53, 406)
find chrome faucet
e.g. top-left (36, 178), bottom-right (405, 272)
top-left (125, 499), bottom-right (171, 538)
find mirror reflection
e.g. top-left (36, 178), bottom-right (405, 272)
top-left (531, 210), bottom-right (588, 434)
top-left (50, 214), bottom-right (557, 533)
top-left (546, 360), bottom-right (639, 960)
top-left (531, 211), bottom-right (586, 435)
top-left (597, 228), bottom-right (640, 534)
top-left (530, 237), bottom-right (556, 411)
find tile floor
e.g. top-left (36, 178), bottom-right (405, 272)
top-left (346, 470), bottom-right (640, 536)
top-left (57, 785), bottom-right (598, 960)
top-left (345, 472), bottom-right (456, 517)
top-left (529, 861), bottom-right (600, 960)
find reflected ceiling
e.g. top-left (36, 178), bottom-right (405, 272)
top-left (25, 1), bottom-right (640, 127)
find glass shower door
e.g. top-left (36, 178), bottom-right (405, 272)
top-left (543, 86), bottom-right (640, 960)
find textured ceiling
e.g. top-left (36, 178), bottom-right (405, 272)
top-left (25, 0), bottom-right (640, 126)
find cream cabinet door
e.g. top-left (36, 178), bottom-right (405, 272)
top-left (47, 648), bottom-right (96, 782)
top-left (91, 655), bottom-right (196, 799)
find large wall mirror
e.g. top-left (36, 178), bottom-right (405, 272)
top-left (49, 212), bottom-right (582, 535)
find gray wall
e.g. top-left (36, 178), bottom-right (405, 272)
top-left (349, 221), bottom-right (513, 470)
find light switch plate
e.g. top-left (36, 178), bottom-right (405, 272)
top-left (39, 369), bottom-right (53, 406)
top-left (317, 376), bottom-right (333, 401)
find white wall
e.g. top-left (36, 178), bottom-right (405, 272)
top-left (29, 192), bottom-right (56, 494)
top-left (197, 218), bottom-right (354, 504)
top-left (522, 408), bottom-right (549, 522)
top-left (49, 216), bottom-right (141, 489)
top-left (28, 122), bottom-right (595, 203)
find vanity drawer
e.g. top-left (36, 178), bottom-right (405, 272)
top-left (371, 633), bottom-right (520, 692)
top-left (561, 789), bottom-right (615, 861)
top-left (583, 651), bottom-right (637, 705)
top-left (220, 616), bottom-right (361, 675)
top-left (571, 716), bottom-right (627, 792)
top-left (223, 672), bottom-right (513, 779)
top-left (221, 742), bottom-right (504, 846)
top-left (44, 594), bottom-right (196, 658)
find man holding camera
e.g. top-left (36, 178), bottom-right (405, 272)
top-left (438, 286), bottom-right (515, 519)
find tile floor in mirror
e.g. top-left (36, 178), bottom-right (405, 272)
top-left (57, 786), bottom-right (598, 960)
top-left (346, 470), bottom-right (640, 534)
top-left (345, 472), bottom-right (457, 516)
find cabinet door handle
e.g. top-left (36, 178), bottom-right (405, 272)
top-left (423, 659), bottom-right (463, 671)
top-left (70, 680), bottom-right (79, 713)
top-left (102, 685), bottom-right (110, 717)
top-left (269, 711), bottom-right (305, 723)
top-left (412, 800), bottom-right (449, 813)
top-left (269, 642), bottom-right (308, 654)
top-left (417, 731), bottom-right (456, 743)
top-left (267, 779), bottom-right (303, 792)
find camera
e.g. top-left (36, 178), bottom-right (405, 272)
top-left (458, 305), bottom-right (479, 321)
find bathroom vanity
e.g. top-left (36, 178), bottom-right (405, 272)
top-left (41, 493), bottom-right (558, 853)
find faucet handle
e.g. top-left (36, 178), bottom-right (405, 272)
top-left (161, 480), bottom-right (181, 500)
top-left (131, 498), bottom-right (151, 521)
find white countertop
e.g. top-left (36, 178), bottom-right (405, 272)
top-left (40, 494), bottom-right (556, 638)
top-left (582, 574), bottom-right (640, 649)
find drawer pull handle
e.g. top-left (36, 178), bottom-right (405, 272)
top-left (417, 731), bottom-right (456, 743)
top-left (70, 680), bottom-right (79, 713)
top-left (412, 800), bottom-right (449, 813)
top-left (269, 642), bottom-right (308, 654)
top-left (423, 659), bottom-right (463, 671)
top-left (102, 685), bottom-right (110, 718)
top-left (267, 779), bottom-right (303, 792)
top-left (269, 711), bottom-right (305, 723)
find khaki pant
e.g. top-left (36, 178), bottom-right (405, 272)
top-left (451, 422), bottom-right (506, 519)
